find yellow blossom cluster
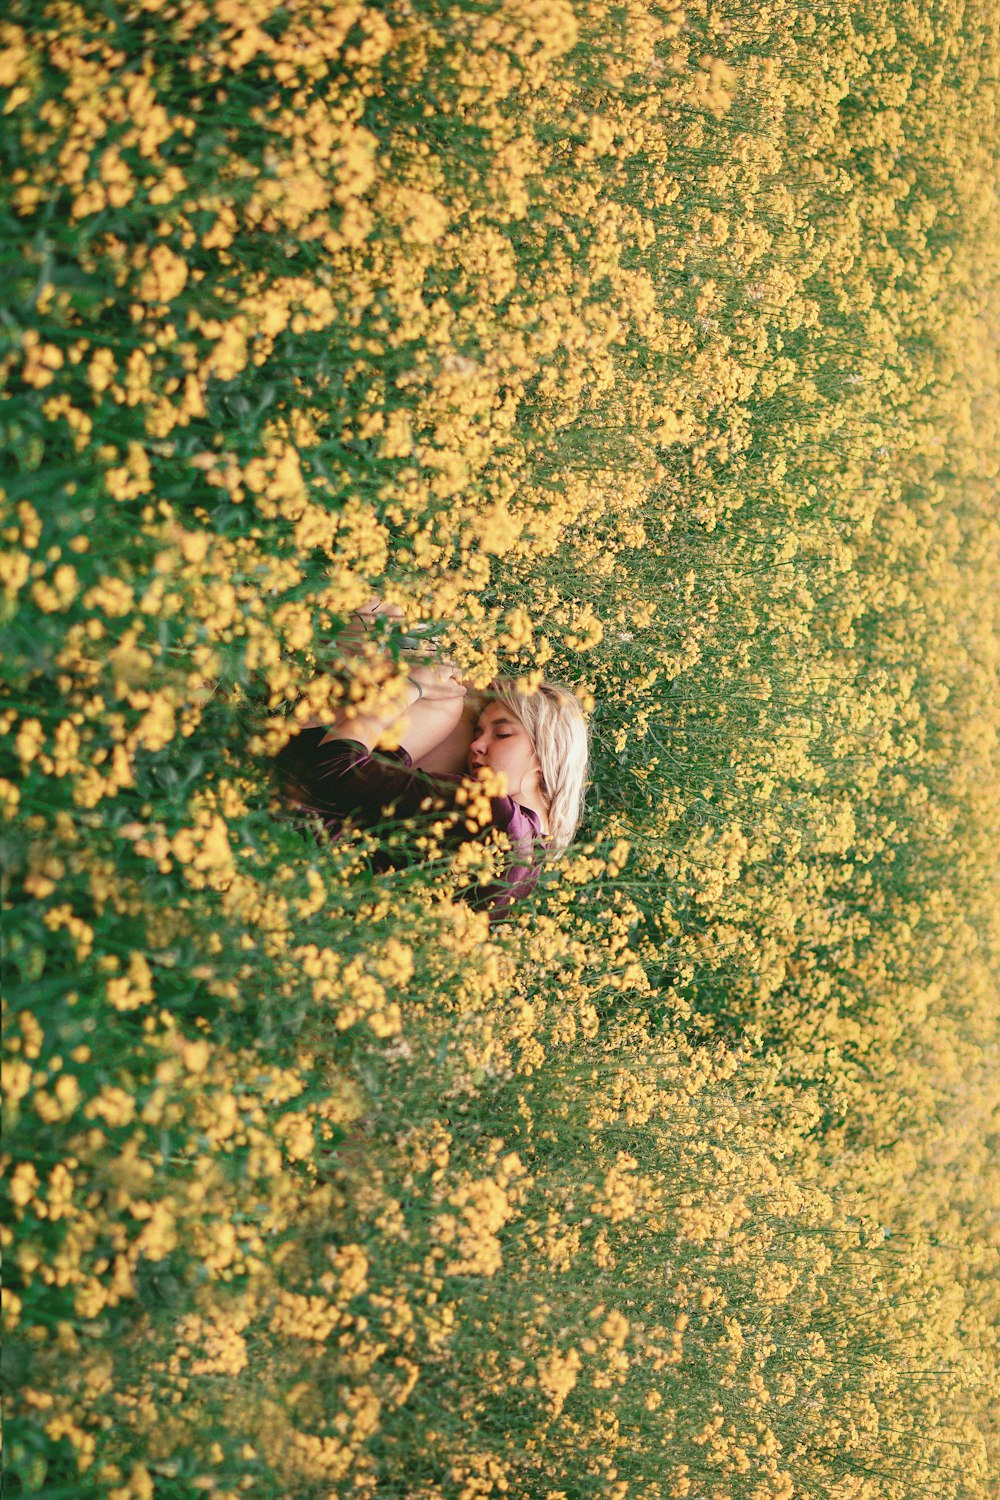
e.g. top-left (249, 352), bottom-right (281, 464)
top-left (3, 0), bottom-right (999, 1495)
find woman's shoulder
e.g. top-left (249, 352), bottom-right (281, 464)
top-left (491, 796), bottom-right (548, 843)
top-left (521, 803), bottom-right (549, 838)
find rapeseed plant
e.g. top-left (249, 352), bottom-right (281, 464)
top-left (3, 0), bottom-right (998, 1494)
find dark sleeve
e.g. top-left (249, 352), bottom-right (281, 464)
top-left (274, 727), bottom-right (545, 918)
top-left (273, 727), bottom-right (462, 827)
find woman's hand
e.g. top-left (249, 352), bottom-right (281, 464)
top-left (408, 660), bottom-right (466, 703)
top-left (339, 598), bottom-right (402, 652)
top-left (343, 598), bottom-right (439, 658)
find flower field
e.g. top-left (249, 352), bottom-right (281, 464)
top-left (3, 1), bottom-right (999, 1496)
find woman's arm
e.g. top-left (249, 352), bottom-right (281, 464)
top-left (410, 691), bottom-right (482, 776)
top-left (312, 661), bottom-right (467, 762)
top-left (305, 597), bottom-right (468, 762)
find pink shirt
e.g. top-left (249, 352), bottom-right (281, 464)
top-left (274, 729), bottom-right (546, 921)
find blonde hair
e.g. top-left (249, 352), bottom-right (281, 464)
top-left (488, 677), bottom-right (591, 855)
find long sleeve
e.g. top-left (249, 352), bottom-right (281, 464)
top-left (273, 727), bottom-right (546, 921)
top-left (274, 726), bottom-right (453, 831)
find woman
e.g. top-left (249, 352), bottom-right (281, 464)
top-left (274, 601), bottom-right (590, 921)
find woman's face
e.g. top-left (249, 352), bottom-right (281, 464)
top-left (467, 701), bottom-right (540, 799)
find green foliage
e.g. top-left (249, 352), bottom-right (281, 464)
top-left (2, 1), bottom-right (998, 1495)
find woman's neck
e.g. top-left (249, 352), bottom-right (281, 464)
top-left (518, 794), bottom-right (550, 835)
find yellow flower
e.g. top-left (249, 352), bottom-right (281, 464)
top-left (8, 1161), bottom-right (40, 1209)
top-left (134, 243), bottom-right (188, 304)
top-left (20, 329), bottom-right (64, 387)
